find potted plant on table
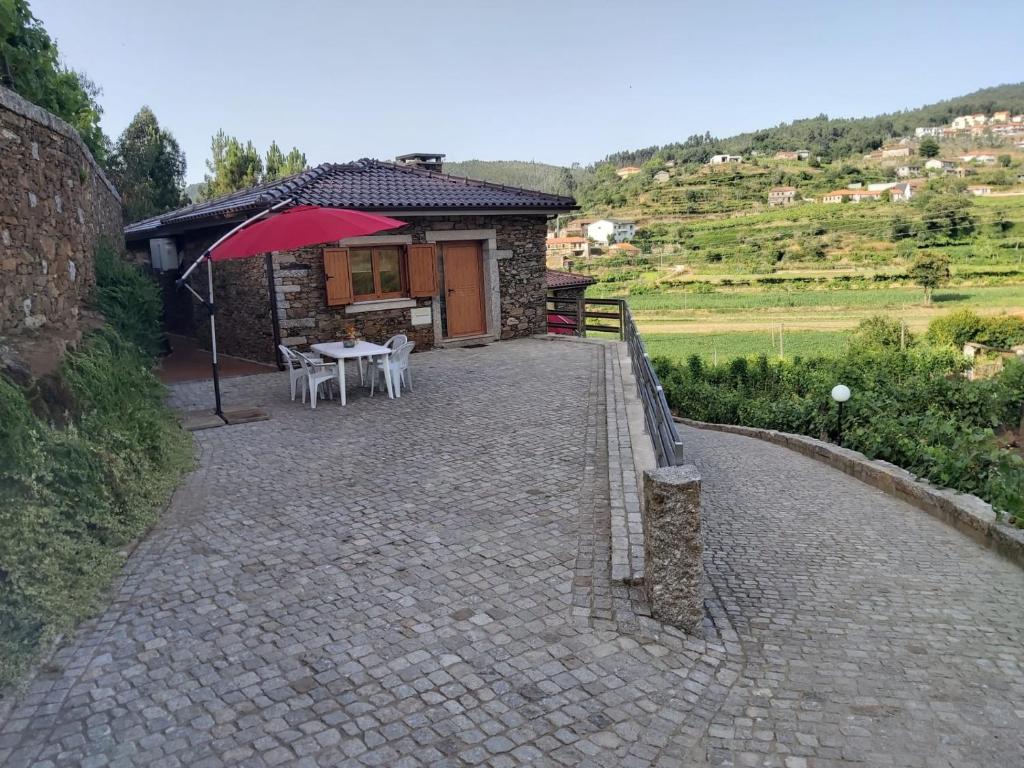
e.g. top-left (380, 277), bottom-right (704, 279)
top-left (343, 324), bottom-right (358, 348)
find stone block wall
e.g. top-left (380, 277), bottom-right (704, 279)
top-left (0, 86), bottom-right (123, 337)
top-left (140, 214), bottom-right (550, 364)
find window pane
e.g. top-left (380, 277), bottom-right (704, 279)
top-left (378, 247), bottom-right (401, 293)
top-left (350, 249), bottom-right (374, 297)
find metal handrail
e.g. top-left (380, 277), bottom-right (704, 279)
top-left (621, 302), bottom-right (685, 467)
top-left (546, 293), bottom-right (684, 466)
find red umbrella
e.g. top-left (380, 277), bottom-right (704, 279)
top-left (176, 202), bottom-right (406, 419)
top-left (210, 206), bottom-right (406, 260)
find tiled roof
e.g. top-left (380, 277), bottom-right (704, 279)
top-left (125, 160), bottom-right (576, 239)
top-left (547, 236), bottom-right (587, 245)
top-left (545, 269), bottom-right (597, 289)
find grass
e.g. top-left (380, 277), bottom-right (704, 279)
top-left (624, 284), bottom-right (1024, 314)
top-left (644, 330), bottom-right (850, 362)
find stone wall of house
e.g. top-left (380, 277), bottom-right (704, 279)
top-left (145, 214), bottom-right (550, 364)
top-left (0, 86), bottom-right (123, 338)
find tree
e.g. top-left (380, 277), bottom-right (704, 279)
top-left (200, 130), bottom-right (263, 199)
top-left (914, 191), bottom-right (975, 243)
top-left (0, 0), bottom-right (108, 160)
top-left (918, 137), bottom-right (940, 158)
top-left (998, 154), bottom-right (1012, 167)
top-left (559, 166), bottom-right (576, 198)
top-left (909, 252), bottom-right (950, 304)
top-left (264, 141), bottom-right (308, 181)
top-left (108, 107), bottom-right (187, 221)
top-left (993, 209), bottom-right (1014, 235)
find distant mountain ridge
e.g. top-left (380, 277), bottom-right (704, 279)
top-left (601, 82), bottom-right (1024, 167)
top-left (442, 160), bottom-right (591, 196)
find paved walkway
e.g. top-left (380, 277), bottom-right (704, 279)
top-left (1, 339), bottom-right (1022, 767)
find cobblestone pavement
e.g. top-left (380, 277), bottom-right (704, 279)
top-left (682, 425), bottom-right (1024, 768)
top-left (3, 339), bottom-right (1022, 767)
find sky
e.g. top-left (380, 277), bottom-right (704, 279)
top-left (32, 0), bottom-right (1024, 184)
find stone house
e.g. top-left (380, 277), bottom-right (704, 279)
top-left (124, 158), bottom-right (575, 363)
top-left (545, 236), bottom-right (589, 269)
top-left (708, 154), bottom-right (742, 165)
top-left (881, 145), bottom-right (912, 159)
top-left (767, 186), bottom-right (797, 206)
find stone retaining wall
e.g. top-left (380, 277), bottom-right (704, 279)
top-left (0, 86), bottom-right (122, 338)
top-left (678, 417), bottom-right (1024, 568)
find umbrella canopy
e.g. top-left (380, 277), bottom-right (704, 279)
top-left (210, 206), bottom-right (406, 261)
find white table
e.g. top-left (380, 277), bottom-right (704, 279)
top-left (311, 340), bottom-right (394, 405)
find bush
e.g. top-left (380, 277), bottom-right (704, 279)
top-left (850, 315), bottom-right (911, 350)
top-left (0, 246), bottom-right (192, 686)
top-left (927, 309), bottom-right (1024, 350)
top-left (93, 241), bottom-right (163, 356)
top-left (655, 346), bottom-right (1024, 516)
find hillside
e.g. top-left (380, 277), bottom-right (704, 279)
top-left (442, 159), bottom-right (592, 196)
top-left (599, 82), bottom-right (1024, 169)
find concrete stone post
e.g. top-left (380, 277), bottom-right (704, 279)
top-left (642, 465), bottom-right (703, 633)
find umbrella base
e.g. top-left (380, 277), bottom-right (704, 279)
top-left (178, 406), bottom-right (269, 431)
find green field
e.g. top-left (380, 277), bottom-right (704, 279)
top-left (644, 330), bottom-right (850, 362)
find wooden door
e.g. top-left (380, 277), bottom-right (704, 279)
top-left (443, 242), bottom-right (486, 337)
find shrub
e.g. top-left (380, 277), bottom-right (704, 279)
top-left (0, 246), bottom-right (192, 686)
top-left (92, 241), bottom-right (163, 356)
top-left (655, 345), bottom-right (1024, 516)
top-left (927, 310), bottom-right (1024, 350)
top-left (850, 315), bottom-right (911, 350)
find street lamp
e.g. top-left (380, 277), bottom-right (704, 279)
top-left (831, 384), bottom-right (851, 446)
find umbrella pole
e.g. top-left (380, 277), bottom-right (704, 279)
top-left (174, 198), bottom-right (293, 418)
top-left (207, 258), bottom-right (224, 418)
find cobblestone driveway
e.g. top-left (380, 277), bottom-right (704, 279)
top-left (2, 339), bottom-right (1022, 767)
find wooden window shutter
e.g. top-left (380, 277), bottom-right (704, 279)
top-left (323, 248), bottom-right (353, 306)
top-left (406, 244), bottom-right (437, 297)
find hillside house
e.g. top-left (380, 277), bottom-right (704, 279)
top-left (991, 124), bottom-right (1024, 137)
top-left (881, 145), bottom-right (912, 159)
top-left (889, 183), bottom-right (915, 202)
top-left (546, 236), bottom-right (590, 268)
top-left (709, 154), bottom-right (742, 165)
top-left (959, 152), bottom-right (997, 165)
top-left (653, 170), bottom-right (671, 184)
top-left (925, 159), bottom-right (955, 171)
top-left (895, 165), bottom-right (921, 178)
top-left (992, 111), bottom-right (1011, 123)
top-left (914, 126), bottom-right (943, 138)
top-left (608, 242), bottom-right (641, 256)
top-left (587, 218), bottom-right (636, 244)
top-left (615, 166), bottom-right (642, 179)
top-left (767, 187), bottom-right (797, 206)
top-left (967, 185), bottom-right (992, 196)
top-left (774, 150), bottom-right (810, 161)
top-left (125, 156), bottom-right (575, 361)
top-left (822, 189), bottom-right (883, 204)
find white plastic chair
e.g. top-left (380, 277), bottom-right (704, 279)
top-left (369, 341), bottom-right (415, 397)
top-left (279, 345), bottom-right (309, 401)
top-left (358, 334), bottom-right (408, 385)
top-left (297, 352), bottom-right (336, 409)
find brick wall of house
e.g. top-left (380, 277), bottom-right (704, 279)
top-left (0, 86), bottom-right (123, 338)
top-left (139, 214), bottom-right (550, 364)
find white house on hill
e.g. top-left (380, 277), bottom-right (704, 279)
top-left (587, 218), bottom-right (636, 244)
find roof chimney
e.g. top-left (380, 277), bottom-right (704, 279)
top-left (395, 152), bottom-right (445, 172)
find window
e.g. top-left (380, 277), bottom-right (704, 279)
top-left (323, 244), bottom-right (437, 307)
top-left (349, 246), bottom-right (404, 301)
